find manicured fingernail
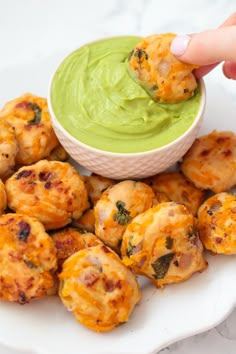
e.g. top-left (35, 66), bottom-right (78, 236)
top-left (170, 35), bottom-right (191, 56)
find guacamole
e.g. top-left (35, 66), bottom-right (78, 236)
top-left (51, 36), bottom-right (201, 153)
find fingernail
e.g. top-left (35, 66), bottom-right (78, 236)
top-left (170, 35), bottom-right (191, 56)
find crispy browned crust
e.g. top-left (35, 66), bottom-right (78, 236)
top-left (0, 93), bottom-right (59, 165)
top-left (5, 160), bottom-right (89, 230)
top-left (0, 213), bottom-right (57, 304)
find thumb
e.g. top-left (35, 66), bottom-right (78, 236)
top-left (170, 27), bottom-right (236, 65)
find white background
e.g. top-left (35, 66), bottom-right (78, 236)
top-left (0, 1), bottom-right (236, 353)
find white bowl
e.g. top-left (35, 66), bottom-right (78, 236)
top-left (48, 47), bottom-right (206, 180)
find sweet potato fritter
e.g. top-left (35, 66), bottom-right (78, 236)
top-left (59, 245), bottom-right (141, 332)
top-left (181, 130), bottom-right (236, 193)
top-left (72, 208), bottom-right (95, 233)
top-left (0, 93), bottom-right (59, 166)
top-left (144, 171), bottom-right (205, 215)
top-left (198, 192), bottom-right (236, 254)
top-left (0, 213), bottom-right (57, 304)
top-left (51, 227), bottom-right (102, 269)
top-left (94, 180), bottom-right (155, 252)
top-left (121, 202), bottom-right (207, 288)
top-left (83, 173), bottom-right (116, 206)
top-left (0, 119), bottom-right (18, 180)
top-left (128, 33), bottom-right (198, 103)
top-left (5, 160), bottom-right (89, 230)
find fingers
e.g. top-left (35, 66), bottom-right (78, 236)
top-left (220, 12), bottom-right (236, 27)
top-left (193, 12), bottom-right (236, 78)
top-left (222, 61), bottom-right (236, 79)
top-left (170, 27), bottom-right (236, 65)
top-left (170, 13), bottom-right (236, 79)
top-left (194, 63), bottom-right (219, 78)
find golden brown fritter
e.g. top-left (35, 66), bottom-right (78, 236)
top-left (153, 192), bottom-right (170, 205)
top-left (59, 245), bottom-right (141, 332)
top-left (72, 208), bottom-right (95, 233)
top-left (51, 226), bottom-right (102, 269)
top-left (47, 144), bottom-right (69, 162)
top-left (144, 171), bottom-right (205, 215)
top-left (121, 202), bottom-right (207, 288)
top-left (181, 130), bottom-right (236, 193)
top-left (198, 192), bottom-right (236, 254)
top-left (5, 160), bottom-right (89, 230)
top-left (128, 33), bottom-right (198, 103)
top-left (0, 213), bottom-right (57, 304)
top-left (0, 179), bottom-right (7, 215)
top-left (83, 173), bottom-right (116, 206)
top-left (0, 93), bottom-right (59, 166)
top-left (94, 180), bottom-right (155, 252)
top-left (0, 119), bottom-right (18, 179)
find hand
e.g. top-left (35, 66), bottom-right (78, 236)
top-left (170, 13), bottom-right (236, 79)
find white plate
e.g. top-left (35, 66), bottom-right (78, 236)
top-left (0, 56), bottom-right (236, 354)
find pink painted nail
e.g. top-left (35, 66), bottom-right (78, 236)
top-left (170, 35), bottom-right (191, 56)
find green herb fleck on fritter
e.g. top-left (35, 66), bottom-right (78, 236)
top-left (24, 260), bottom-right (37, 269)
top-left (28, 102), bottom-right (42, 125)
top-left (113, 200), bottom-right (131, 225)
top-left (151, 253), bottom-right (174, 279)
top-left (126, 242), bottom-right (134, 257)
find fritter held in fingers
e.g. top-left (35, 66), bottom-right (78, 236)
top-left (5, 160), bottom-right (89, 230)
top-left (51, 226), bottom-right (102, 269)
top-left (121, 202), bottom-right (207, 288)
top-left (0, 119), bottom-right (18, 180)
top-left (0, 93), bottom-right (59, 165)
top-left (83, 173), bottom-right (116, 206)
top-left (144, 171), bottom-right (205, 215)
top-left (0, 213), bottom-right (57, 304)
top-left (0, 179), bottom-right (7, 215)
top-left (94, 180), bottom-right (155, 252)
top-left (181, 130), bottom-right (236, 193)
top-left (59, 245), bottom-right (141, 332)
top-left (128, 33), bottom-right (198, 103)
top-left (198, 192), bottom-right (236, 254)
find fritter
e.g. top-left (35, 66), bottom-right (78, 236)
top-left (83, 173), bottom-right (116, 206)
top-left (0, 93), bottom-right (59, 165)
top-left (198, 192), bottom-right (236, 254)
top-left (51, 226), bottom-right (102, 269)
top-left (181, 130), bottom-right (236, 193)
top-left (5, 160), bottom-right (89, 230)
top-left (0, 213), bottom-right (57, 304)
top-left (121, 202), bottom-right (207, 288)
top-left (59, 245), bottom-right (141, 332)
top-left (94, 180), bottom-right (155, 252)
top-left (0, 119), bottom-right (18, 179)
top-left (144, 171), bottom-right (205, 215)
top-left (128, 33), bottom-right (198, 103)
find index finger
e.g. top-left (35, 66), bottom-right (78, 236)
top-left (194, 12), bottom-right (236, 77)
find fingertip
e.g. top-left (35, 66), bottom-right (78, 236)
top-left (194, 63), bottom-right (220, 78)
top-left (222, 61), bottom-right (236, 80)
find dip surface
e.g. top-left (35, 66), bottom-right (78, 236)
top-left (51, 36), bottom-right (201, 153)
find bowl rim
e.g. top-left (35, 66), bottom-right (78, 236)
top-left (47, 37), bottom-right (206, 157)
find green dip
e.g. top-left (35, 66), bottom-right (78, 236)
top-left (51, 36), bottom-right (201, 153)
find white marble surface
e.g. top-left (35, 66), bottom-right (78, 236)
top-left (0, 0), bottom-right (236, 353)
